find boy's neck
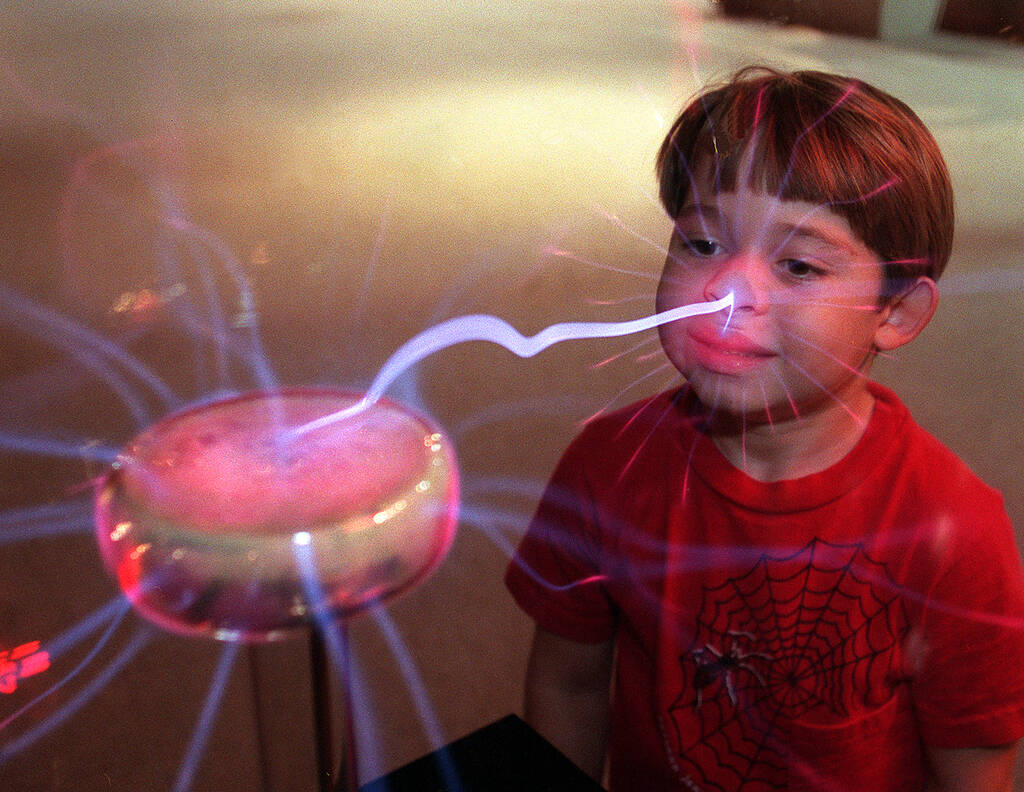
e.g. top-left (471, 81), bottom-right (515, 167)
top-left (706, 383), bottom-right (876, 483)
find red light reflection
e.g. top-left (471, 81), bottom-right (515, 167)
top-left (0, 641), bottom-right (51, 695)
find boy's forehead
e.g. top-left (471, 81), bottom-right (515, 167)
top-left (683, 192), bottom-right (865, 251)
top-left (682, 156), bottom-right (877, 257)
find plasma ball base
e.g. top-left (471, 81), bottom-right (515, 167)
top-left (94, 389), bottom-right (459, 642)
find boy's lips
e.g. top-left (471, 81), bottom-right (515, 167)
top-left (686, 324), bottom-right (776, 373)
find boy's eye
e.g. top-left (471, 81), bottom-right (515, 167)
top-left (686, 238), bottom-right (722, 257)
top-left (780, 259), bottom-right (821, 279)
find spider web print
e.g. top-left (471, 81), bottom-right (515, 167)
top-left (663, 538), bottom-right (909, 791)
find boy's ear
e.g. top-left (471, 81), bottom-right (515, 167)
top-left (874, 277), bottom-right (939, 351)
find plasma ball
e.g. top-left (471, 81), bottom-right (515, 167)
top-left (94, 389), bottom-right (459, 642)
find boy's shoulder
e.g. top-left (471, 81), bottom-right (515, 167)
top-left (871, 382), bottom-right (1004, 508)
top-left (872, 379), bottom-right (991, 479)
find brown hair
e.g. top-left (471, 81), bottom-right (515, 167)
top-left (655, 66), bottom-right (954, 297)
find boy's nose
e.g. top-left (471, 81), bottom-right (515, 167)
top-left (703, 254), bottom-right (769, 315)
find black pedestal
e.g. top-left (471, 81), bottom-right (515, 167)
top-left (356, 715), bottom-right (606, 792)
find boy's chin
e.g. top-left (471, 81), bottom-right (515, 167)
top-left (684, 373), bottom-right (792, 426)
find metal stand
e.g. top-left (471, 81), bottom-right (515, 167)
top-left (309, 624), bottom-right (359, 792)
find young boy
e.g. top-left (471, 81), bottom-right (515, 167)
top-left (505, 67), bottom-right (1024, 791)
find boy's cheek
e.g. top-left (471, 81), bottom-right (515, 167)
top-left (654, 281), bottom-right (675, 316)
top-left (656, 272), bottom-right (704, 312)
top-left (655, 323), bottom-right (694, 376)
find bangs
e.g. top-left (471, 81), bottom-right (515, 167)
top-left (656, 67), bottom-right (953, 286)
top-left (667, 76), bottom-right (894, 217)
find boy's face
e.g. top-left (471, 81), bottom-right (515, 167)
top-left (656, 172), bottom-right (892, 423)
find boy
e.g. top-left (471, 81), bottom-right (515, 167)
top-left (505, 67), bottom-right (1024, 791)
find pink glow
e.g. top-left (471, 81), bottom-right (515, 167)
top-left (95, 389), bottom-right (459, 641)
top-left (116, 391), bottom-right (433, 533)
top-left (0, 641), bottom-right (51, 695)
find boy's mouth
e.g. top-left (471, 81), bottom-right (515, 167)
top-left (686, 325), bottom-right (776, 373)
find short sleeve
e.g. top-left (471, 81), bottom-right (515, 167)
top-left (504, 429), bottom-right (617, 644)
top-left (911, 491), bottom-right (1024, 747)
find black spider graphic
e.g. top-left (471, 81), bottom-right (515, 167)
top-left (663, 539), bottom-right (910, 791)
top-left (691, 629), bottom-right (774, 708)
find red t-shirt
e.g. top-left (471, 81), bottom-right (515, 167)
top-left (506, 383), bottom-right (1024, 791)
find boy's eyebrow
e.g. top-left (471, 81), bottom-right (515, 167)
top-left (674, 204), bottom-right (724, 227)
top-left (774, 222), bottom-right (862, 257)
top-left (674, 204), bottom-right (872, 262)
